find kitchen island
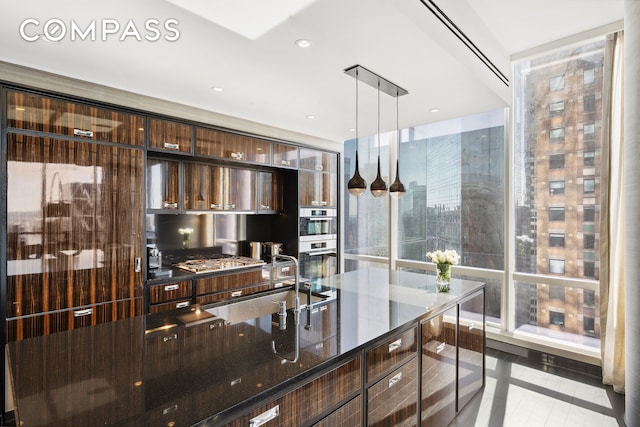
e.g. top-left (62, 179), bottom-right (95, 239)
top-left (6, 268), bottom-right (485, 426)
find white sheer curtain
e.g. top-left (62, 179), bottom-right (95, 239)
top-left (600, 31), bottom-right (625, 393)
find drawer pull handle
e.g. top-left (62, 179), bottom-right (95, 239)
top-left (163, 404), bottom-right (178, 415)
top-left (73, 308), bottom-right (93, 317)
top-left (230, 377), bottom-right (242, 386)
top-left (210, 203), bottom-right (222, 209)
top-left (315, 342), bottom-right (324, 350)
top-left (436, 342), bottom-right (446, 354)
top-left (468, 322), bottom-right (475, 331)
top-left (280, 159), bottom-right (291, 166)
top-left (311, 307), bottom-right (319, 314)
top-left (320, 305), bottom-right (327, 311)
top-left (164, 284), bottom-right (179, 291)
top-left (163, 202), bottom-right (178, 209)
top-left (163, 142), bottom-right (180, 150)
top-left (315, 165), bottom-right (324, 171)
top-left (388, 372), bottom-right (403, 388)
top-left (388, 338), bottom-right (402, 353)
top-left (260, 204), bottom-right (270, 210)
top-left (274, 282), bottom-right (284, 288)
top-left (231, 290), bottom-right (243, 297)
top-left (230, 151), bottom-right (245, 160)
top-left (225, 203), bottom-right (236, 210)
top-left (250, 405), bottom-right (279, 427)
top-left (175, 301), bottom-right (190, 309)
top-left (163, 334), bottom-right (178, 342)
top-left (73, 128), bottom-right (94, 138)
top-left (281, 266), bottom-right (290, 273)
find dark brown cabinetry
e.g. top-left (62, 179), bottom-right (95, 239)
top-left (195, 269), bottom-right (267, 304)
top-left (184, 162), bottom-right (257, 212)
top-left (224, 357), bottom-right (361, 427)
top-left (458, 291), bottom-right (485, 410)
top-left (6, 133), bottom-right (144, 341)
top-left (148, 280), bottom-right (193, 313)
top-left (7, 90), bottom-right (145, 146)
top-left (421, 305), bottom-right (457, 426)
top-left (146, 158), bottom-right (180, 210)
top-left (366, 327), bottom-right (418, 382)
top-left (299, 148), bottom-right (337, 173)
top-left (196, 127), bottom-right (270, 164)
top-left (148, 118), bottom-right (193, 153)
top-left (299, 170), bottom-right (337, 207)
top-left (258, 171), bottom-right (282, 212)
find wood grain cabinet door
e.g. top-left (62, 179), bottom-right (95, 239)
top-left (299, 170), bottom-right (337, 208)
top-left (7, 90), bottom-right (145, 146)
top-left (147, 158), bottom-right (180, 211)
top-left (196, 128), bottom-right (270, 164)
top-left (148, 118), bottom-right (193, 154)
top-left (457, 291), bottom-right (485, 411)
top-left (6, 133), bottom-right (143, 341)
top-left (272, 142), bottom-right (298, 168)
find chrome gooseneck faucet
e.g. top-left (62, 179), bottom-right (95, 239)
top-left (271, 254), bottom-right (300, 363)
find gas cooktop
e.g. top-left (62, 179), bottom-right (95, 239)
top-left (174, 255), bottom-right (265, 274)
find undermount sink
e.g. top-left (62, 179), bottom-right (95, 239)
top-left (205, 289), bottom-right (327, 324)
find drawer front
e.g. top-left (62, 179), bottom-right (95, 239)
top-left (224, 356), bottom-right (361, 427)
top-left (145, 397), bottom-right (192, 427)
top-left (300, 301), bottom-right (337, 348)
top-left (313, 395), bottom-right (362, 427)
top-left (6, 298), bottom-right (142, 342)
top-left (366, 326), bottom-right (417, 382)
top-left (7, 90), bottom-right (145, 146)
top-left (148, 118), bottom-right (192, 153)
top-left (195, 284), bottom-right (272, 305)
top-left (367, 357), bottom-right (418, 427)
top-left (148, 280), bottom-right (192, 304)
top-left (148, 299), bottom-right (192, 313)
top-left (195, 270), bottom-right (264, 295)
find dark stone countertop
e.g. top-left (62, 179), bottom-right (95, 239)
top-left (6, 268), bottom-right (484, 427)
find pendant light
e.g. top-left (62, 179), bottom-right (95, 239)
top-left (347, 68), bottom-right (367, 197)
top-left (389, 88), bottom-right (406, 198)
top-left (370, 79), bottom-right (388, 198)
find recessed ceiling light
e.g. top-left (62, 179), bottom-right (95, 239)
top-left (306, 115), bottom-right (315, 119)
top-left (295, 39), bottom-right (311, 48)
top-left (211, 86), bottom-right (224, 92)
top-left (430, 108), bottom-right (440, 113)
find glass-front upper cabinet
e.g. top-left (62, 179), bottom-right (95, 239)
top-left (258, 171), bottom-right (282, 212)
top-left (148, 118), bottom-right (193, 154)
top-left (272, 142), bottom-right (298, 169)
top-left (299, 170), bottom-right (337, 207)
top-left (6, 90), bottom-right (145, 146)
top-left (196, 127), bottom-right (270, 164)
top-left (147, 158), bottom-right (180, 211)
top-left (299, 148), bottom-right (337, 173)
top-left (184, 162), bottom-right (215, 211)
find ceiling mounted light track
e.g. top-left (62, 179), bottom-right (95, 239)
top-left (344, 65), bottom-right (408, 198)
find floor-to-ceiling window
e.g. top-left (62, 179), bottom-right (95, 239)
top-left (343, 34), bottom-right (608, 360)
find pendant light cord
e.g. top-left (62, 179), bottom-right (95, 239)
top-left (377, 79), bottom-right (381, 156)
top-left (396, 88), bottom-right (399, 158)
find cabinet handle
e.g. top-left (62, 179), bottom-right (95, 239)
top-left (135, 257), bottom-right (141, 273)
top-left (73, 128), bottom-right (94, 138)
top-left (225, 203), bottom-right (236, 209)
top-left (164, 284), bottom-right (179, 292)
top-left (315, 165), bottom-right (324, 171)
top-left (315, 342), bottom-right (324, 350)
top-left (281, 266), bottom-right (290, 273)
top-left (210, 203), bottom-right (222, 209)
top-left (274, 282), bottom-right (284, 288)
top-left (162, 404), bottom-right (178, 415)
top-left (175, 301), bottom-right (190, 309)
top-left (73, 308), bottom-right (93, 317)
top-left (388, 338), bottom-right (402, 353)
top-left (388, 372), bottom-right (403, 388)
top-left (230, 151), bottom-right (245, 160)
top-left (163, 202), bottom-right (178, 209)
top-left (468, 322), bottom-right (475, 331)
top-left (163, 142), bottom-right (180, 150)
top-left (163, 333), bottom-right (178, 342)
top-left (280, 159), bottom-right (291, 166)
top-left (231, 290), bottom-right (243, 297)
top-left (436, 342), bottom-right (446, 354)
top-left (260, 204), bottom-right (270, 210)
top-left (230, 377), bottom-right (242, 386)
top-left (250, 405), bottom-right (280, 427)
top-left (311, 200), bottom-right (328, 206)
top-left (320, 305), bottom-right (327, 311)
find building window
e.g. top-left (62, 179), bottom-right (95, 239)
top-left (584, 68), bottom-right (595, 85)
top-left (584, 234), bottom-right (595, 249)
top-left (584, 95), bottom-right (596, 113)
top-left (584, 317), bottom-right (595, 335)
top-left (549, 154), bottom-right (565, 169)
top-left (584, 261), bottom-right (596, 278)
top-left (550, 75), bottom-right (565, 91)
top-left (584, 289), bottom-right (595, 306)
top-left (550, 180), bottom-right (565, 195)
top-left (549, 207), bottom-right (565, 221)
top-left (584, 123), bottom-right (595, 140)
top-left (549, 233), bottom-right (565, 247)
top-left (549, 310), bottom-right (565, 326)
top-left (584, 151), bottom-right (595, 167)
top-left (583, 206), bottom-right (595, 222)
top-left (549, 127), bottom-right (565, 143)
top-left (549, 258), bottom-right (565, 274)
top-left (584, 178), bottom-right (595, 193)
top-left (549, 285), bottom-right (565, 301)
top-left (549, 101), bottom-right (565, 115)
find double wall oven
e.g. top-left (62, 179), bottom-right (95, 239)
top-left (298, 208), bottom-right (337, 288)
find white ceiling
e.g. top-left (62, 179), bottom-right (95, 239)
top-left (0, 0), bottom-right (624, 144)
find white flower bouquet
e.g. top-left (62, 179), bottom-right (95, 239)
top-left (426, 249), bottom-right (459, 292)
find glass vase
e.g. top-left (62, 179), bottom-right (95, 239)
top-left (436, 263), bottom-right (451, 292)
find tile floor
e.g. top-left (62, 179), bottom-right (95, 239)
top-left (451, 346), bottom-right (626, 427)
